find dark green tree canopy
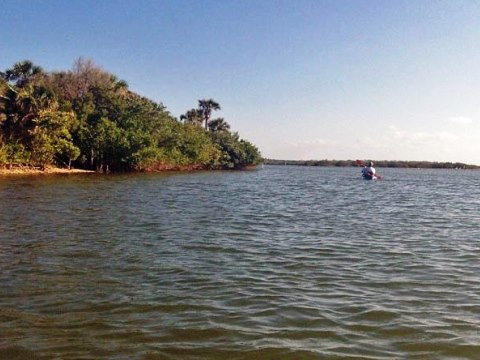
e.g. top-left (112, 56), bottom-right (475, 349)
top-left (1, 58), bottom-right (262, 171)
top-left (208, 118), bottom-right (230, 133)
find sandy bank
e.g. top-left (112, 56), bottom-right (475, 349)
top-left (0, 166), bottom-right (95, 176)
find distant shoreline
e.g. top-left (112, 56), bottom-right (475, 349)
top-left (263, 159), bottom-right (480, 169)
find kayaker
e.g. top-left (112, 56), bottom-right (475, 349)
top-left (364, 161), bottom-right (376, 180)
top-left (361, 165), bottom-right (368, 178)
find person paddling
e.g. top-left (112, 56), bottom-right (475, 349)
top-left (363, 161), bottom-right (377, 180)
top-left (361, 165), bottom-right (368, 178)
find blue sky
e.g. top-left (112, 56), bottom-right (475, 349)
top-left (2, 0), bottom-right (480, 164)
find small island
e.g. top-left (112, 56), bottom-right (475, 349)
top-left (0, 59), bottom-right (262, 174)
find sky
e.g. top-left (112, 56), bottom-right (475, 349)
top-left (2, 0), bottom-right (480, 164)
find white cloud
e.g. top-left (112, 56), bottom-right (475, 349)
top-left (388, 125), bottom-right (458, 145)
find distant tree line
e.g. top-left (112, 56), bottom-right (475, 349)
top-left (0, 59), bottom-right (262, 171)
top-left (263, 159), bottom-right (480, 169)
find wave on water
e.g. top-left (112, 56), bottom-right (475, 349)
top-left (1, 167), bottom-right (480, 359)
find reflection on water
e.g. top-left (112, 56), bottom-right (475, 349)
top-left (1, 166), bottom-right (480, 359)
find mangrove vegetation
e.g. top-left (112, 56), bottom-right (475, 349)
top-left (263, 159), bottom-right (480, 169)
top-left (0, 59), bottom-right (262, 172)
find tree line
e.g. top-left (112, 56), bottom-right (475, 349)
top-left (0, 59), bottom-right (262, 172)
top-left (264, 159), bottom-right (479, 169)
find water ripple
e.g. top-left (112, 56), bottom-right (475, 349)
top-left (1, 167), bottom-right (480, 359)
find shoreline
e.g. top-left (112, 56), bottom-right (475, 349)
top-left (0, 164), bottom-right (259, 176)
top-left (0, 166), bottom-right (95, 176)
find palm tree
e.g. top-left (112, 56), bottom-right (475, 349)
top-left (180, 108), bottom-right (203, 126)
top-left (1, 61), bottom-right (50, 142)
top-left (3, 60), bottom-right (44, 88)
top-left (0, 80), bottom-right (57, 142)
top-left (198, 99), bottom-right (220, 130)
top-left (0, 78), bottom-right (9, 139)
top-left (208, 117), bottom-right (230, 132)
top-left (109, 74), bottom-right (129, 94)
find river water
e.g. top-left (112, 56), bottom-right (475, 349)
top-left (1, 165), bottom-right (479, 359)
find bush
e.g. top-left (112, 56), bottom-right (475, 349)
top-left (0, 143), bottom-right (31, 165)
top-left (210, 131), bottom-right (262, 169)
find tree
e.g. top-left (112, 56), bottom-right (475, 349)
top-left (198, 99), bottom-right (220, 130)
top-left (180, 108), bottom-right (203, 126)
top-left (71, 57), bottom-right (111, 98)
top-left (210, 131), bottom-right (262, 168)
top-left (29, 110), bottom-right (80, 169)
top-left (0, 79), bottom-right (58, 144)
top-left (208, 117), bottom-right (230, 132)
top-left (92, 118), bottom-right (128, 172)
top-left (2, 60), bottom-right (44, 88)
top-left (174, 123), bottom-right (221, 166)
top-left (2, 59), bottom-right (263, 171)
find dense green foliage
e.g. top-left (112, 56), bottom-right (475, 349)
top-left (264, 159), bottom-right (480, 169)
top-left (0, 59), bottom-right (262, 171)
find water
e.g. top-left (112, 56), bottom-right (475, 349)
top-left (1, 166), bottom-right (479, 359)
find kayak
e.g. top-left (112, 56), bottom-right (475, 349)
top-left (362, 174), bottom-right (381, 180)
